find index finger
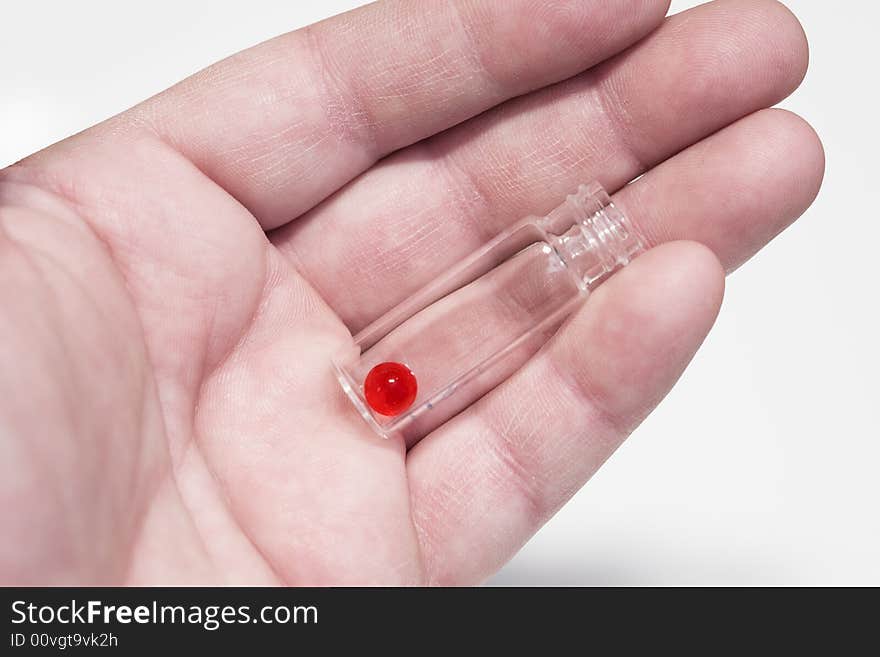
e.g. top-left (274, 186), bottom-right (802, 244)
top-left (127, 0), bottom-right (670, 228)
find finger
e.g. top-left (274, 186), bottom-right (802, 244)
top-left (127, 0), bottom-right (670, 229)
top-left (407, 242), bottom-right (725, 584)
top-left (273, 0), bottom-right (809, 329)
top-left (616, 108), bottom-right (825, 272)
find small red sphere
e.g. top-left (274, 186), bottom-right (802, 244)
top-left (364, 362), bottom-right (418, 417)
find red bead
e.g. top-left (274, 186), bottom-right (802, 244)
top-left (364, 362), bottom-right (418, 417)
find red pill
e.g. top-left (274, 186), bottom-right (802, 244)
top-left (364, 362), bottom-right (418, 417)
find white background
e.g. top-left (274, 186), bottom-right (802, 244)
top-left (1, 1), bottom-right (877, 585)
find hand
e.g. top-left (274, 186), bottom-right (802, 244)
top-left (0, 0), bottom-right (823, 585)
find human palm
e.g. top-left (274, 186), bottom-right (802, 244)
top-left (0, 0), bottom-right (823, 585)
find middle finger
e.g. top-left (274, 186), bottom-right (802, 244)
top-left (272, 0), bottom-right (808, 331)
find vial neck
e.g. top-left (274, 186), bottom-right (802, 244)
top-left (537, 182), bottom-right (644, 289)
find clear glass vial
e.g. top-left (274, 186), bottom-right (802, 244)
top-left (334, 182), bottom-right (644, 440)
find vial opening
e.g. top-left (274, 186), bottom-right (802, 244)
top-left (539, 182), bottom-right (644, 289)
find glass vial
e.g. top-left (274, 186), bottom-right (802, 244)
top-left (334, 182), bottom-right (644, 440)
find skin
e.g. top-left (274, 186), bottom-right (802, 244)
top-left (0, 0), bottom-right (824, 585)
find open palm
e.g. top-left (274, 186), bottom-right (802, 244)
top-left (0, 0), bottom-right (823, 585)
